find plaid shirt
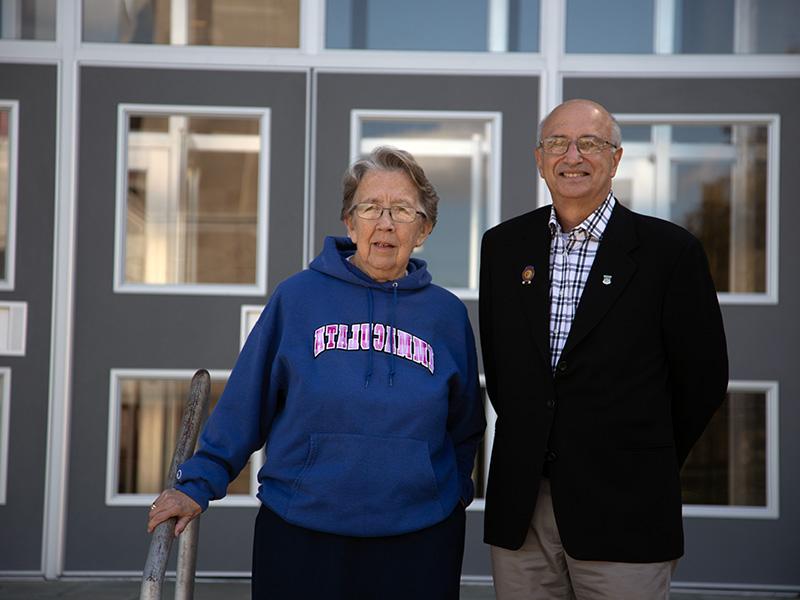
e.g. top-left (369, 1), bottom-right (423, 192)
top-left (548, 193), bottom-right (616, 372)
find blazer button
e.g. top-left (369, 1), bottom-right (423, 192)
top-left (556, 361), bottom-right (568, 375)
top-left (546, 398), bottom-right (555, 409)
top-left (544, 449), bottom-right (558, 462)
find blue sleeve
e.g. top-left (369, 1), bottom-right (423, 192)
top-left (448, 307), bottom-right (486, 507)
top-left (174, 290), bottom-right (287, 511)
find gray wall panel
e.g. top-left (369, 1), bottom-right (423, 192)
top-left (67, 67), bottom-right (307, 571)
top-left (0, 63), bottom-right (57, 572)
top-left (565, 78), bottom-right (800, 586)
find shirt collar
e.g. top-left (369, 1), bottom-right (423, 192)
top-left (548, 192), bottom-right (616, 240)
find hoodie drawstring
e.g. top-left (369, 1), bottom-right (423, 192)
top-left (364, 287), bottom-right (375, 388)
top-left (388, 282), bottom-right (398, 387)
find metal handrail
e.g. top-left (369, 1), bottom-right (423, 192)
top-left (140, 369), bottom-right (211, 600)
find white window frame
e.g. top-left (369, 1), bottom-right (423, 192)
top-left (614, 113), bottom-right (780, 305)
top-left (113, 104), bottom-right (270, 296)
top-left (683, 380), bottom-right (779, 519)
top-left (0, 367), bottom-right (10, 504)
top-left (0, 300), bottom-right (27, 356)
top-left (106, 368), bottom-right (263, 507)
top-left (350, 109), bottom-right (503, 300)
top-left (240, 304), bottom-right (264, 349)
top-left (0, 100), bottom-right (19, 291)
top-left (467, 374), bottom-right (494, 512)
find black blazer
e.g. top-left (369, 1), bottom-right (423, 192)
top-left (479, 202), bottom-right (728, 562)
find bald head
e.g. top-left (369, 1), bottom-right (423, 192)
top-left (537, 99), bottom-right (621, 147)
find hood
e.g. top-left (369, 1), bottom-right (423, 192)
top-left (309, 236), bottom-right (432, 291)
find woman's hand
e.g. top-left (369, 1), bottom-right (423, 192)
top-left (147, 488), bottom-right (202, 537)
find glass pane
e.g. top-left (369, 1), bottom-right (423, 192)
top-left (357, 116), bottom-right (497, 291)
top-left (674, 0), bottom-right (734, 54)
top-left (566, 0), bottom-right (653, 53)
top-left (0, 0), bottom-right (56, 40)
top-left (614, 123), bottom-right (767, 294)
top-left (619, 124), bottom-right (651, 142)
top-left (117, 376), bottom-right (254, 496)
top-left (125, 113), bottom-right (261, 286)
top-left (82, 0), bottom-right (299, 47)
top-left (681, 392), bottom-right (767, 506)
top-left (0, 109), bottom-right (9, 282)
top-left (326, 0), bottom-right (539, 52)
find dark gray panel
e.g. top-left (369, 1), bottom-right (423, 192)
top-left (0, 63), bottom-right (57, 571)
top-left (66, 67), bottom-right (307, 571)
top-left (315, 72), bottom-right (539, 577)
top-left (565, 78), bottom-right (800, 587)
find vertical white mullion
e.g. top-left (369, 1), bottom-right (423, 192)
top-left (653, 0), bottom-right (675, 54)
top-left (653, 124), bottom-right (672, 221)
top-left (487, 0), bottom-right (509, 53)
top-left (538, 0), bottom-right (565, 208)
top-left (468, 134), bottom-right (482, 290)
top-left (1, 0), bottom-right (19, 39)
top-left (301, 0), bottom-right (325, 55)
top-left (171, 0), bottom-right (189, 45)
top-left (43, 0), bottom-right (80, 580)
top-left (733, 0), bottom-right (756, 54)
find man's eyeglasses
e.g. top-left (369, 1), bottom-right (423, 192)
top-left (351, 203), bottom-right (427, 224)
top-left (538, 136), bottom-right (619, 156)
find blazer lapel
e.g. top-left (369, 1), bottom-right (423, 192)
top-left (515, 209), bottom-right (552, 366)
top-left (561, 203), bottom-right (639, 358)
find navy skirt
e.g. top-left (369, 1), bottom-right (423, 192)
top-left (251, 503), bottom-right (466, 600)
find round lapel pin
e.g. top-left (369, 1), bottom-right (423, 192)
top-left (521, 265), bottom-right (535, 285)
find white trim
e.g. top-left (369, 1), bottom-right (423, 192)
top-left (614, 113), bottom-right (780, 305)
top-left (0, 367), bottom-right (11, 504)
top-left (113, 104), bottom-right (270, 297)
top-left (43, 0), bottom-right (81, 577)
top-left (683, 380), bottom-right (779, 519)
top-left (239, 304), bottom-right (264, 348)
top-left (300, 0), bottom-right (325, 55)
top-left (0, 300), bottom-right (26, 356)
top-left (349, 109), bottom-right (503, 298)
top-left (303, 67), bottom-right (314, 268)
top-left (0, 100), bottom-right (18, 291)
top-left (105, 369), bottom-right (261, 508)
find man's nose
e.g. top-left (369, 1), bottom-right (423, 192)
top-left (563, 140), bottom-right (583, 161)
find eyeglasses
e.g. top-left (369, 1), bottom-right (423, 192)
top-left (351, 203), bottom-right (427, 224)
top-left (538, 136), bottom-right (619, 156)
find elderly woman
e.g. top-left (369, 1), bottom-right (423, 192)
top-left (147, 146), bottom-right (485, 599)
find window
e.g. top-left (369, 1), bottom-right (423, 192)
top-left (613, 116), bottom-right (776, 301)
top-left (351, 110), bottom-right (502, 297)
top-left (326, 0), bottom-right (540, 52)
top-left (567, 0), bottom-right (800, 54)
top-left (682, 382), bottom-right (778, 518)
top-left (0, 301), bottom-right (26, 356)
top-left (470, 377), bottom-right (495, 510)
top-left (0, 0), bottom-right (56, 40)
top-left (0, 102), bottom-right (18, 290)
top-left (116, 105), bottom-right (269, 295)
top-left (0, 368), bottom-right (9, 504)
top-left (107, 369), bottom-right (262, 506)
top-left (82, 0), bottom-right (299, 47)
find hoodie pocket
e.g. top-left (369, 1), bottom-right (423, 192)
top-left (286, 433), bottom-right (445, 537)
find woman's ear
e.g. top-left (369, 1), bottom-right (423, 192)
top-left (344, 216), bottom-right (358, 244)
top-left (415, 221), bottom-right (433, 247)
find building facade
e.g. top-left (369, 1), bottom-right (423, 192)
top-left (0, 0), bottom-right (798, 590)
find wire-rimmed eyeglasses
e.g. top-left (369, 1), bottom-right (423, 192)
top-left (351, 203), bottom-right (427, 224)
top-left (538, 135), bottom-right (619, 156)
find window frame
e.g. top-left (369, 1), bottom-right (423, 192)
top-left (113, 103), bottom-right (271, 296)
top-left (349, 109), bottom-right (503, 300)
top-left (0, 300), bottom-right (27, 356)
top-left (682, 380), bottom-right (779, 519)
top-left (613, 113), bottom-right (780, 305)
top-left (105, 368), bottom-right (263, 507)
top-left (0, 100), bottom-right (19, 291)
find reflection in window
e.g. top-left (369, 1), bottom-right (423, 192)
top-left (82, 0), bottom-right (299, 47)
top-left (566, 0), bottom-right (654, 53)
top-left (0, 109), bottom-right (9, 283)
top-left (117, 376), bottom-right (253, 496)
top-left (613, 123), bottom-right (768, 294)
top-left (326, 0), bottom-right (539, 52)
top-left (354, 113), bottom-right (500, 293)
top-left (675, 0), bottom-right (800, 54)
top-left (124, 112), bottom-right (264, 287)
top-left (0, 0), bottom-right (56, 40)
top-left (681, 391), bottom-right (767, 507)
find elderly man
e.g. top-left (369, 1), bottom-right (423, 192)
top-left (479, 99), bottom-right (728, 599)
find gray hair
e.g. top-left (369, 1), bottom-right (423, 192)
top-left (536, 100), bottom-right (622, 147)
top-left (340, 146), bottom-right (439, 228)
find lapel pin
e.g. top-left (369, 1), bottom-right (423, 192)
top-left (602, 274), bottom-right (612, 285)
top-left (521, 265), bottom-right (535, 285)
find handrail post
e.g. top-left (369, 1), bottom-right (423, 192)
top-left (140, 369), bottom-right (211, 600)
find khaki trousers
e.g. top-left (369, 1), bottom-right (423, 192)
top-left (490, 480), bottom-right (677, 600)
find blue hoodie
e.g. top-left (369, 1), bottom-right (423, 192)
top-left (176, 236), bottom-right (485, 537)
